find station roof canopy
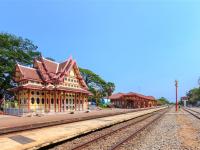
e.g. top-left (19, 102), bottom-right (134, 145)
top-left (109, 92), bottom-right (156, 101)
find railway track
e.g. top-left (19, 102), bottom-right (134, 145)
top-left (44, 107), bottom-right (169, 150)
top-left (182, 107), bottom-right (200, 119)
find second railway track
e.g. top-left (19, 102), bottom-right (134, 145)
top-left (43, 107), bottom-right (169, 150)
top-left (182, 107), bottom-right (200, 119)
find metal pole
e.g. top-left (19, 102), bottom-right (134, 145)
top-left (175, 80), bottom-right (178, 112)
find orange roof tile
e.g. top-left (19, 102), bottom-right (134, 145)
top-left (109, 92), bottom-right (156, 100)
top-left (18, 65), bottom-right (42, 82)
top-left (13, 56), bottom-right (90, 95)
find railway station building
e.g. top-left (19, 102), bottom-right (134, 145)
top-left (109, 92), bottom-right (157, 108)
top-left (9, 56), bottom-right (92, 113)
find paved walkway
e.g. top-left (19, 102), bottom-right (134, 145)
top-left (0, 107), bottom-right (165, 150)
top-left (0, 108), bottom-right (156, 134)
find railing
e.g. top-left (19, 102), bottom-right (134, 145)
top-left (4, 108), bottom-right (28, 116)
top-left (3, 108), bottom-right (43, 116)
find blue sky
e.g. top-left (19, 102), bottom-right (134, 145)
top-left (1, 0), bottom-right (200, 102)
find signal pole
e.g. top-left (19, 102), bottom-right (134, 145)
top-left (175, 80), bottom-right (178, 111)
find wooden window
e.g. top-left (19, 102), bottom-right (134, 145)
top-left (42, 98), bottom-right (44, 104)
top-left (24, 99), bottom-right (27, 104)
top-left (36, 98), bottom-right (40, 104)
top-left (51, 98), bottom-right (54, 104)
top-left (31, 98), bottom-right (35, 104)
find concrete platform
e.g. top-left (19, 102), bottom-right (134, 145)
top-left (0, 107), bottom-right (157, 134)
top-left (0, 107), bottom-right (166, 150)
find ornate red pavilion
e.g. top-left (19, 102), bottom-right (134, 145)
top-left (109, 92), bottom-right (157, 108)
top-left (10, 56), bottom-right (92, 113)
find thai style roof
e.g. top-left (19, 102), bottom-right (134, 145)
top-left (17, 65), bottom-right (43, 82)
top-left (109, 92), bottom-right (156, 100)
top-left (12, 56), bottom-right (91, 94)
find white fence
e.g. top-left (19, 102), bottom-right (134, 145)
top-left (3, 108), bottom-right (44, 116)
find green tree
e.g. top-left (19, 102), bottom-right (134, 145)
top-left (79, 67), bottom-right (115, 105)
top-left (105, 82), bottom-right (115, 97)
top-left (45, 57), bottom-right (55, 61)
top-left (157, 97), bottom-right (170, 105)
top-left (0, 33), bottom-right (41, 97)
top-left (187, 88), bottom-right (200, 105)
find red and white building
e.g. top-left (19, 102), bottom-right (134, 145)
top-left (109, 92), bottom-right (157, 109)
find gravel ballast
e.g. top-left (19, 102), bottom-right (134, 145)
top-left (120, 107), bottom-right (181, 150)
top-left (45, 107), bottom-right (200, 150)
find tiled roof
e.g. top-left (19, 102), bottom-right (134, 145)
top-left (109, 92), bottom-right (156, 100)
top-left (14, 56), bottom-right (89, 94)
top-left (42, 57), bottom-right (59, 74)
top-left (58, 60), bottom-right (68, 73)
top-left (17, 65), bottom-right (42, 82)
top-left (35, 60), bottom-right (50, 81)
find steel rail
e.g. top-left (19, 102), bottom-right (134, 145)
top-left (182, 107), bottom-right (200, 120)
top-left (71, 108), bottom-right (168, 150)
top-left (110, 108), bottom-right (169, 150)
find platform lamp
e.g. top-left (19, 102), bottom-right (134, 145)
top-left (175, 80), bottom-right (178, 112)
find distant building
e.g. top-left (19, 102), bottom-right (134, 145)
top-left (109, 92), bottom-right (157, 109)
top-left (9, 56), bottom-right (92, 113)
top-left (181, 96), bottom-right (188, 101)
top-left (181, 96), bottom-right (189, 107)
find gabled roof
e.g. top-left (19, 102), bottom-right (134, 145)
top-left (16, 64), bottom-right (43, 82)
top-left (58, 60), bottom-right (68, 73)
top-left (109, 93), bottom-right (124, 99)
top-left (34, 59), bottom-right (50, 81)
top-left (41, 57), bottom-right (59, 74)
top-left (13, 56), bottom-right (89, 92)
top-left (109, 92), bottom-right (156, 100)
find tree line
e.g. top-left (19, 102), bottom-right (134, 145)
top-left (0, 33), bottom-right (115, 105)
top-left (186, 86), bottom-right (200, 105)
top-left (156, 97), bottom-right (171, 105)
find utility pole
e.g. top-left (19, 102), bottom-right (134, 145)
top-left (175, 80), bottom-right (178, 112)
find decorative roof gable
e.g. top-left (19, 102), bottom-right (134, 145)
top-left (15, 64), bottom-right (43, 82)
top-left (14, 56), bottom-right (89, 90)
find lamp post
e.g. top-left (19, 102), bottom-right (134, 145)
top-left (175, 80), bottom-right (178, 112)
